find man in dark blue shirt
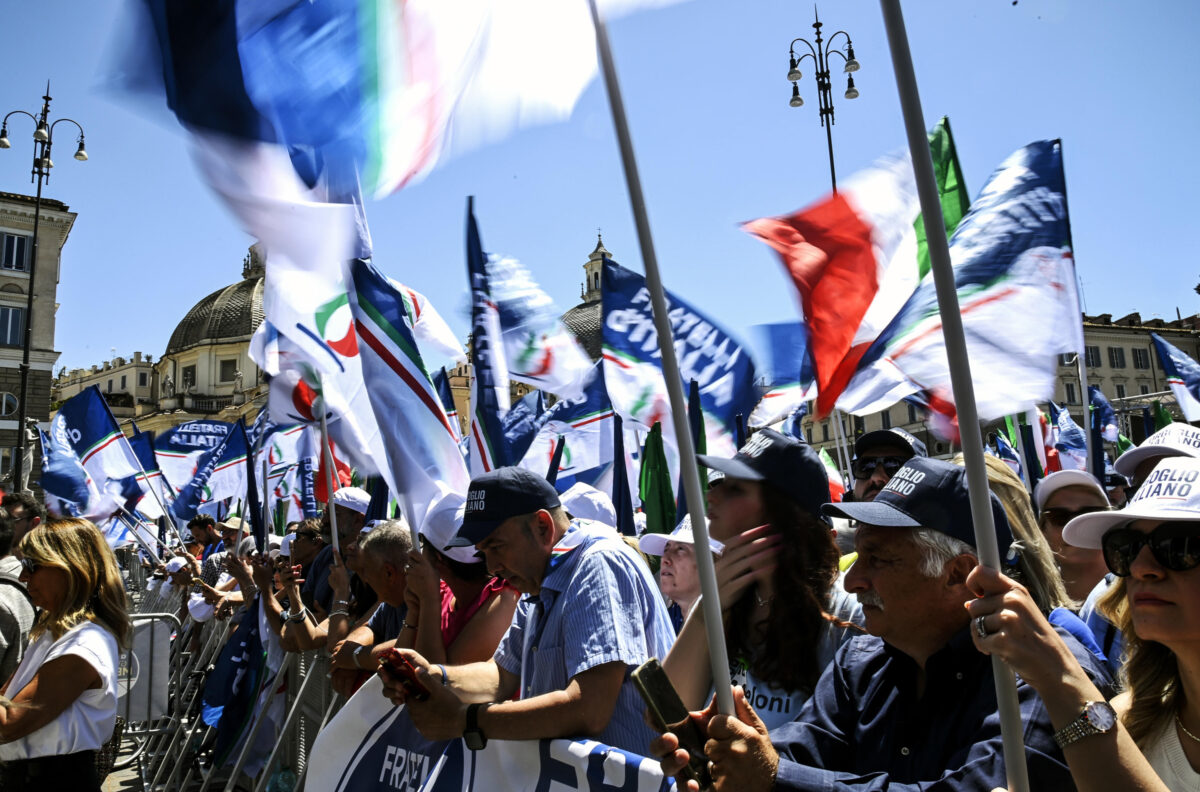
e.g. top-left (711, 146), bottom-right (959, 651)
top-left (656, 457), bottom-right (1113, 791)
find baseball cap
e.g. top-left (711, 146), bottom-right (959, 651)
top-left (165, 556), bottom-right (189, 574)
top-left (419, 492), bottom-right (480, 565)
top-left (1034, 470), bottom-right (1107, 512)
top-left (218, 517), bottom-right (248, 535)
top-left (854, 427), bottom-right (928, 460)
top-left (1113, 423), bottom-right (1200, 478)
top-left (638, 515), bottom-right (725, 557)
top-left (330, 486), bottom-right (372, 515)
top-left (278, 533), bottom-right (294, 557)
top-left (823, 457), bottom-right (1013, 556)
top-left (697, 429), bottom-right (828, 519)
top-left (559, 483), bottom-right (617, 528)
top-left (1063, 457), bottom-right (1200, 549)
top-left (447, 467), bottom-right (561, 548)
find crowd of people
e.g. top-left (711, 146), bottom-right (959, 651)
top-left (0, 417), bottom-right (1196, 791)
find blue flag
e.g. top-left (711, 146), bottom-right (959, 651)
top-left (1151, 333), bottom-right (1200, 421)
top-left (502, 390), bottom-right (547, 465)
top-left (38, 428), bottom-right (92, 519)
top-left (611, 413), bottom-right (636, 537)
top-left (1048, 402), bottom-right (1088, 471)
top-left (432, 367), bottom-right (461, 442)
top-left (601, 259), bottom-right (758, 467)
top-left (517, 362), bottom-right (616, 492)
top-left (989, 432), bottom-right (1024, 483)
top-left (201, 603), bottom-right (267, 768)
top-left (466, 200), bottom-right (513, 476)
top-left (51, 387), bottom-right (146, 519)
top-left (1088, 385), bottom-right (1119, 444)
top-left (240, 420), bottom-right (266, 553)
top-left (169, 424), bottom-right (249, 527)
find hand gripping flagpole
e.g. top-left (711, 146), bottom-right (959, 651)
top-left (878, 2), bottom-right (1030, 790)
top-left (587, 0), bottom-right (734, 716)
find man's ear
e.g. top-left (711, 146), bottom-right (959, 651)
top-left (534, 510), bottom-right (556, 546)
top-left (944, 553), bottom-right (977, 588)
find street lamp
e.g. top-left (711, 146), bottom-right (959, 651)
top-left (786, 8), bottom-right (860, 193)
top-left (0, 83), bottom-right (87, 491)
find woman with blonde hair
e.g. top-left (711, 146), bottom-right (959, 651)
top-left (0, 518), bottom-right (130, 790)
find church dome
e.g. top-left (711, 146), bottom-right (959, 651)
top-left (164, 248), bottom-right (265, 356)
top-left (561, 299), bottom-right (602, 361)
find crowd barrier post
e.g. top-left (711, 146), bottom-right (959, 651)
top-left (221, 652), bottom-right (298, 792)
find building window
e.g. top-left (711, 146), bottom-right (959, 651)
top-left (805, 428), bottom-right (813, 444)
top-left (181, 365), bottom-right (196, 390)
top-left (1108, 347), bottom-right (1126, 369)
top-left (821, 422), bottom-right (829, 442)
top-left (1065, 382), bottom-right (1077, 404)
top-left (0, 393), bottom-right (17, 417)
top-left (1084, 346), bottom-right (1101, 368)
top-left (0, 306), bottom-right (24, 347)
top-left (1132, 347), bottom-right (1150, 369)
top-left (1, 234), bottom-right (30, 272)
top-left (1140, 384), bottom-right (1150, 395)
top-left (120, 375), bottom-right (127, 390)
top-left (107, 379), bottom-right (113, 393)
top-left (0, 448), bottom-right (11, 478)
top-left (1115, 383), bottom-right (1126, 399)
top-left (907, 403), bottom-right (919, 424)
top-left (880, 409), bottom-right (892, 429)
top-left (219, 359), bottom-right (239, 383)
top-left (139, 372), bottom-right (148, 387)
top-left (1058, 353), bottom-right (1076, 367)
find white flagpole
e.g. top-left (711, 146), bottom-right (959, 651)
top-left (878, 2), bottom-right (1030, 789)
top-left (115, 505), bottom-right (163, 567)
top-left (586, 0), bottom-right (734, 716)
top-left (831, 409), bottom-right (856, 487)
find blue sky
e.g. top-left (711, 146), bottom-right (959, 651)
top-left (3, 0), bottom-right (1198, 375)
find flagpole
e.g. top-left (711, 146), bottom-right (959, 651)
top-left (1075, 356), bottom-right (1094, 473)
top-left (587, 0), bottom-right (734, 716)
top-left (115, 506), bottom-right (163, 567)
top-left (831, 409), bottom-right (855, 487)
top-left (878, 2), bottom-right (1030, 789)
top-left (1011, 415), bottom-right (1033, 494)
top-left (317, 391), bottom-right (341, 560)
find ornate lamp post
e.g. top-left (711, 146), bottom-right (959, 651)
top-left (786, 8), bottom-right (860, 192)
top-left (0, 83), bottom-right (88, 490)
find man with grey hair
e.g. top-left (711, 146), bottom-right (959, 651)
top-left (654, 457), bottom-right (1113, 792)
top-left (329, 519), bottom-right (412, 695)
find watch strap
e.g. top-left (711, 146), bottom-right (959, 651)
top-left (1053, 702), bottom-right (1114, 749)
top-left (464, 703), bottom-right (487, 750)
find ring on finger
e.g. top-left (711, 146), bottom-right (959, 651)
top-left (974, 614), bottom-right (989, 639)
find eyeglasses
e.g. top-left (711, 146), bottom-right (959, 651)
top-left (851, 456), bottom-right (907, 481)
top-left (19, 557), bottom-right (41, 574)
top-left (1041, 506), bottom-right (1109, 529)
top-left (1101, 521), bottom-right (1200, 577)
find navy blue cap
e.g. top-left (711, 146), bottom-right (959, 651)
top-left (854, 427), bottom-right (928, 460)
top-left (697, 429), bottom-right (828, 519)
top-left (822, 457), bottom-right (1012, 556)
top-left (446, 467), bottom-right (561, 548)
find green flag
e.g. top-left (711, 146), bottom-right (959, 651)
top-left (1116, 434), bottom-right (1135, 456)
top-left (1153, 400), bottom-right (1175, 430)
top-left (638, 422), bottom-right (676, 539)
top-left (915, 116), bottom-right (970, 281)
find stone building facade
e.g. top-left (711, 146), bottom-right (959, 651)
top-left (0, 191), bottom-right (76, 487)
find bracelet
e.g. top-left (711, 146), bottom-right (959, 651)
top-left (353, 644), bottom-right (368, 670)
top-left (279, 608), bottom-right (291, 621)
top-left (335, 599), bottom-right (351, 607)
top-left (401, 620), bottom-right (417, 631)
top-left (288, 607), bottom-right (309, 623)
top-left (436, 664), bottom-right (448, 686)
top-left (329, 608), bottom-right (350, 619)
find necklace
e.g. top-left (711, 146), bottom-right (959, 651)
top-left (1177, 714), bottom-right (1200, 745)
top-left (754, 588), bottom-right (774, 607)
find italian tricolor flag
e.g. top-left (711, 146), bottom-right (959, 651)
top-left (819, 447), bottom-right (845, 503)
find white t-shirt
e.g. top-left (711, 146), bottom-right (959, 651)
top-left (1144, 717), bottom-right (1200, 792)
top-left (729, 587), bottom-right (863, 731)
top-left (0, 621), bottom-right (119, 760)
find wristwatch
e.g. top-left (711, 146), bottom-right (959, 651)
top-left (463, 703), bottom-right (488, 751)
top-left (1053, 701), bottom-right (1117, 749)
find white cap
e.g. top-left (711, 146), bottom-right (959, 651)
top-left (559, 483), bottom-right (617, 528)
top-left (278, 533), bottom-right (294, 557)
top-left (330, 486), bottom-right (372, 515)
top-left (165, 556), bottom-right (189, 574)
top-left (419, 492), bottom-right (479, 565)
top-left (1063, 457), bottom-right (1200, 549)
top-left (1034, 470), bottom-right (1107, 512)
top-left (638, 515), bottom-right (725, 557)
top-left (1114, 423), bottom-right (1200, 478)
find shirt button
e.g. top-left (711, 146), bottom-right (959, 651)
top-left (900, 747), bottom-right (910, 756)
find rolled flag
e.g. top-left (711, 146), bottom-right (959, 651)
top-left (1151, 333), bottom-right (1200, 421)
top-left (818, 447), bottom-right (845, 503)
top-left (466, 200), bottom-right (513, 475)
top-left (639, 423), bottom-right (676, 539)
top-left (487, 255), bottom-right (595, 400)
top-left (1088, 386), bottom-right (1119, 443)
top-left (432, 368), bottom-right (463, 443)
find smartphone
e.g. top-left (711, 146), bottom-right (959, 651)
top-left (631, 659), bottom-right (713, 790)
top-left (379, 648), bottom-right (431, 702)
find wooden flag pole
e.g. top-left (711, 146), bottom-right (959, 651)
top-left (587, 0), bottom-right (734, 716)
top-left (878, 2), bottom-right (1030, 789)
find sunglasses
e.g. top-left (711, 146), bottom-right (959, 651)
top-left (19, 557), bottom-right (41, 574)
top-left (1101, 521), bottom-right (1200, 577)
top-left (1041, 505), bottom-right (1109, 529)
top-left (852, 456), bottom-right (907, 481)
